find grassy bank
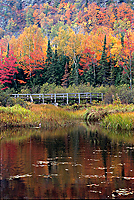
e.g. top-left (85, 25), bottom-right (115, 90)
top-left (84, 104), bottom-right (134, 130)
top-left (102, 112), bottom-right (134, 130)
top-left (0, 104), bottom-right (84, 129)
top-left (84, 104), bottom-right (134, 121)
top-left (1, 102), bottom-right (134, 131)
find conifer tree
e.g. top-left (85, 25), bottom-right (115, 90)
top-left (69, 57), bottom-right (80, 86)
top-left (97, 35), bottom-right (110, 85)
top-left (47, 44), bottom-right (60, 84)
top-left (85, 0), bottom-right (88, 7)
top-left (58, 54), bottom-right (68, 86)
top-left (42, 40), bottom-right (53, 83)
top-left (46, 40), bottom-right (53, 67)
top-left (61, 62), bottom-right (69, 88)
top-left (6, 43), bottom-right (9, 58)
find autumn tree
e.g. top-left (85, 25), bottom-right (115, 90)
top-left (120, 30), bottom-right (134, 89)
top-left (0, 46), bottom-right (18, 90)
top-left (10, 25), bottom-right (47, 86)
top-left (79, 48), bottom-right (97, 85)
top-left (64, 28), bottom-right (88, 85)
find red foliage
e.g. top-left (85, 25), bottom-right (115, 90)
top-left (79, 48), bottom-right (96, 76)
top-left (0, 50), bottom-right (18, 89)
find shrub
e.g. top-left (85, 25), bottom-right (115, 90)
top-left (117, 85), bottom-right (134, 104)
top-left (0, 92), bottom-right (9, 106)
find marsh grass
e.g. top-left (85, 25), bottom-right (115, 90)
top-left (84, 104), bottom-right (134, 122)
top-left (102, 112), bottom-right (134, 130)
top-left (1, 103), bottom-right (134, 130)
top-left (29, 104), bottom-right (84, 128)
top-left (0, 104), bottom-right (39, 127)
top-left (0, 103), bottom-right (84, 129)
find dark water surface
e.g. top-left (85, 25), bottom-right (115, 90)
top-left (0, 124), bottom-right (134, 199)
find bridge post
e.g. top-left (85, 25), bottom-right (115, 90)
top-left (101, 93), bottom-right (103, 101)
top-left (30, 95), bottom-right (33, 102)
top-left (51, 94), bottom-right (53, 103)
top-left (39, 94), bottom-right (41, 103)
top-left (54, 93), bottom-right (56, 103)
top-left (78, 93), bottom-right (80, 104)
top-left (67, 93), bottom-right (68, 105)
top-left (42, 94), bottom-right (44, 104)
top-left (90, 93), bottom-right (92, 104)
top-left (27, 95), bottom-right (29, 101)
top-left (86, 93), bottom-right (88, 103)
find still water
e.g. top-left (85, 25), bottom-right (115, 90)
top-left (0, 123), bottom-right (134, 199)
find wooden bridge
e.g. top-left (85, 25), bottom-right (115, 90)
top-left (10, 92), bottom-right (103, 105)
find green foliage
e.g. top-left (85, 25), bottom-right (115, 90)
top-left (6, 97), bottom-right (28, 107)
top-left (26, 6), bottom-right (34, 26)
top-left (0, 88), bottom-right (27, 107)
top-left (40, 83), bottom-right (56, 94)
top-left (0, 91), bottom-right (9, 107)
top-left (117, 85), bottom-right (134, 104)
top-left (20, 86), bottom-right (31, 94)
top-left (84, 103), bottom-right (134, 126)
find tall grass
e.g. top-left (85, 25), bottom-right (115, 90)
top-left (102, 112), bottom-right (134, 130)
top-left (84, 103), bottom-right (134, 122)
top-left (0, 104), bottom-right (84, 129)
top-left (0, 104), bottom-right (39, 128)
top-left (1, 102), bottom-right (134, 131)
top-left (29, 104), bottom-right (84, 128)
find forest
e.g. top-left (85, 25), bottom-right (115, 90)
top-left (0, 0), bottom-right (134, 93)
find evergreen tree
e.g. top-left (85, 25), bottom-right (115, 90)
top-left (47, 44), bottom-right (62, 85)
top-left (46, 40), bottom-right (53, 67)
top-left (97, 35), bottom-right (110, 85)
top-left (83, 65), bottom-right (96, 86)
top-left (69, 56), bottom-right (80, 86)
top-left (85, 0), bottom-right (88, 7)
top-left (6, 43), bottom-right (9, 58)
top-left (58, 54), bottom-right (69, 86)
top-left (121, 33), bottom-right (124, 47)
top-left (42, 40), bottom-right (53, 83)
top-left (61, 62), bottom-right (69, 88)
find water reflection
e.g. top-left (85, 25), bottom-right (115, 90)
top-left (0, 124), bottom-right (134, 199)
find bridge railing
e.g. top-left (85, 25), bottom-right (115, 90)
top-left (10, 92), bottom-right (103, 104)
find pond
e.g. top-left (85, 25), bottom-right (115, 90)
top-left (0, 123), bottom-right (134, 199)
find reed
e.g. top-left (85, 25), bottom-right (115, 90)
top-left (0, 104), bottom-right (39, 128)
top-left (84, 103), bottom-right (134, 122)
top-left (0, 104), bottom-right (83, 129)
top-left (102, 112), bottom-right (134, 130)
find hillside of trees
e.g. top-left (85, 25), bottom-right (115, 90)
top-left (0, 0), bottom-right (134, 92)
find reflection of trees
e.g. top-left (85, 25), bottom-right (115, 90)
top-left (1, 125), bottom-right (134, 199)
